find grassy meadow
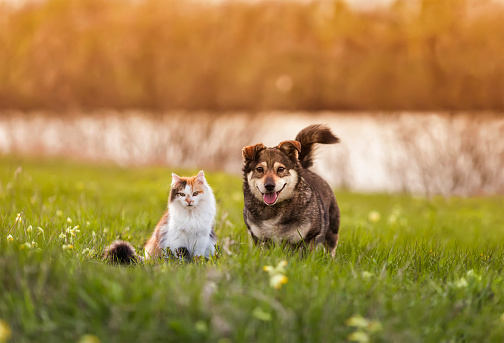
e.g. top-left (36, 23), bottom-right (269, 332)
top-left (0, 157), bottom-right (504, 342)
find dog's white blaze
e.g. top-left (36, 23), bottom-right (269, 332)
top-left (275, 169), bottom-right (298, 203)
top-left (247, 171), bottom-right (264, 201)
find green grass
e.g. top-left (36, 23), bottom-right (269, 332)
top-left (1, 156), bottom-right (504, 342)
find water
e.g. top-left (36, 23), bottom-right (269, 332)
top-left (1, 111), bottom-right (503, 195)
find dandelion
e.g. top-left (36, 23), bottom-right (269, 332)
top-left (6, 235), bottom-right (13, 242)
top-left (361, 271), bottom-right (374, 279)
top-left (346, 314), bottom-right (382, 342)
top-left (454, 277), bottom-right (468, 289)
top-left (0, 319), bottom-right (12, 342)
top-left (66, 225), bottom-right (81, 237)
top-left (368, 211), bottom-right (381, 223)
top-left (270, 274), bottom-right (288, 289)
top-left (263, 260), bottom-right (288, 289)
top-left (347, 331), bottom-right (369, 343)
top-left (346, 314), bottom-right (369, 328)
top-left (78, 334), bottom-right (101, 343)
top-left (82, 248), bottom-right (95, 257)
top-left (19, 242), bottom-right (32, 250)
top-left (62, 244), bottom-right (74, 250)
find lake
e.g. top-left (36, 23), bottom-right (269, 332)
top-left (1, 111), bottom-right (503, 196)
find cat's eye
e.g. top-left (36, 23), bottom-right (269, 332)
top-left (277, 167), bottom-right (285, 173)
top-left (193, 191), bottom-right (199, 196)
top-left (178, 192), bottom-right (185, 197)
top-left (256, 166), bottom-right (264, 173)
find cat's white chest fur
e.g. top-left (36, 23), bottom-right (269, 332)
top-left (159, 189), bottom-right (216, 258)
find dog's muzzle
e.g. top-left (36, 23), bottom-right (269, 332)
top-left (259, 183), bottom-right (286, 205)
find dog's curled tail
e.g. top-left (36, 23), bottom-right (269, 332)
top-left (295, 124), bottom-right (340, 169)
top-left (103, 240), bottom-right (143, 264)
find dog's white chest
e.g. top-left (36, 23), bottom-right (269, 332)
top-left (249, 217), bottom-right (311, 243)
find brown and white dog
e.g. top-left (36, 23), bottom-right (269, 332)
top-left (242, 124), bottom-right (340, 256)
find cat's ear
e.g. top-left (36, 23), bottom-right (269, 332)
top-left (171, 173), bottom-right (182, 187)
top-left (242, 143), bottom-right (266, 162)
top-left (277, 140), bottom-right (301, 160)
top-left (196, 170), bottom-right (206, 184)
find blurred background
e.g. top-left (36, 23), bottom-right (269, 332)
top-left (1, 0), bottom-right (503, 195)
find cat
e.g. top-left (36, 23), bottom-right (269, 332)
top-left (103, 170), bottom-right (217, 263)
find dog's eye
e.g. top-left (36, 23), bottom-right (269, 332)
top-left (193, 191), bottom-right (199, 196)
top-left (277, 167), bottom-right (285, 173)
top-left (178, 192), bottom-right (185, 197)
top-left (256, 166), bottom-right (264, 173)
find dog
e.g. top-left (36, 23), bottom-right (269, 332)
top-left (241, 124), bottom-right (340, 256)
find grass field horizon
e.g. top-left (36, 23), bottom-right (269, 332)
top-left (1, 156), bottom-right (504, 342)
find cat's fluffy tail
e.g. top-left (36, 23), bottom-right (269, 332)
top-left (103, 240), bottom-right (144, 264)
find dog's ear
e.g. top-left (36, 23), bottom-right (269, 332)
top-left (242, 143), bottom-right (266, 162)
top-left (277, 140), bottom-right (301, 160)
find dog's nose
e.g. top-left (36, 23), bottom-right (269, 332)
top-left (264, 179), bottom-right (275, 192)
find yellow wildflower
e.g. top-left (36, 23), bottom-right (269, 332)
top-left (6, 235), bottom-right (13, 242)
top-left (345, 314), bottom-right (369, 328)
top-left (361, 271), bottom-right (374, 279)
top-left (263, 260), bottom-right (289, 289)
top-left (0, 319), bottom-right (12, 342)
top-left (78, 334), bottom-right (101, 343)
top-left (19, 242), bottom-right (32, 250)
top-left (347, 331), bottom-right (369, 343)
top-left (454, 278), bottom-right (468, 289)
top-left (67, 217), bottom-right (72, 223)
top-left (368, 211), bottom-right (381, 223)
top-left (62, 244), bottom-right (74, 250)
top-left (270, 274), bottom-right (288, 289)
top-left (27, 225), bottom-right (33, 233)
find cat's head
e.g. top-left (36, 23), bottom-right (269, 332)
top-left (169, 170), bottom-right (210, 209)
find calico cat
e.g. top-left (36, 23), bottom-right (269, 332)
top-left (103, 170), bottom-right (217, 263)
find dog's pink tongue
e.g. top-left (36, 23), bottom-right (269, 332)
top-left (263, 192), bottom-right (278, 205)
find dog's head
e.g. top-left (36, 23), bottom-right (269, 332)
top-left (242, 140), bottom-right (301, 206)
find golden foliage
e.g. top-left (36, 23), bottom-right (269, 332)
top-left (0, 0), bottom-right (503, 110)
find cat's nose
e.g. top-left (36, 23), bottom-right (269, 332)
top-left (186, 198), bottom-right (193, 205)
top-left (264, 179), bottom-right (275, 192)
